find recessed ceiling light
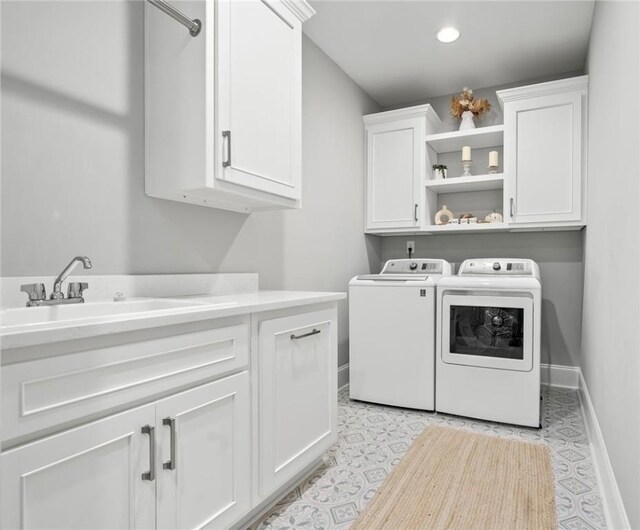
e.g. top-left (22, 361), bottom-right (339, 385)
top-left (436, 27), bottom-right (460, 43)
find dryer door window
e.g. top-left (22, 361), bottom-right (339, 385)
top-left (441, 294), bottom-right (533, 372)
top-left (450, 306), bottom-right (524, 360)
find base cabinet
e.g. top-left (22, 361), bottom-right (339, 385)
top-left (2, 372), bottom-right (250, 530)
top-left (257, 308), bottom-right (338, 498)
top-left (156, 373), bottom-right (251, 530)
top-left (1, 404), bottom-right (157, 530)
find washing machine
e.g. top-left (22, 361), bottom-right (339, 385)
top-left (436, 258), bottom-right (541, 427)
top-left (349, 259), bottom-right (452, 410)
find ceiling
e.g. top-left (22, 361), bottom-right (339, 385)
top-left (303, 0), bottom-right (595, 107)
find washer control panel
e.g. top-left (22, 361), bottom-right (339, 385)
top-left (381, 259), bottom-right (444, 275)
top-left (459, 259), bottom-right (534, 275)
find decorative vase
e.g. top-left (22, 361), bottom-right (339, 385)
top-left (459, 110), bottom-right (476, 131)
top-left (434, 205), bottom-right (454, 226)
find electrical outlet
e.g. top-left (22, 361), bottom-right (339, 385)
top-left (406, 241), bottom-right (415, 255)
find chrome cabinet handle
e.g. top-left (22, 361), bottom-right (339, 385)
top-left (510, 198), bottom-right (515, 218)
top-left (291, 328), bottom-right (321, 340)
top-left (141, 425), bottom-right (155, 481)
top-left (414, 204), bottom-right (418, 222)
top-left (162, 418), bottom-right (176, 471)
top-left (222, 130), bottom-right (231, 168)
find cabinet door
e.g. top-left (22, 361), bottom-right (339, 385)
top-left (217, 0), bottom-right (301, 201)
top-left (504, 91), bottom-right (584, 224)
top-left (1, 405), bottom-right (156, 530)
top-left (156, 372), bottom-right (251, 530)
top-left (366, 118), bottom-right (423, 230)
top-left (258, 309), bottom-right (337, 497)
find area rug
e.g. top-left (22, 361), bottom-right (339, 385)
top-left (351, 425), bottom-right (557, 529)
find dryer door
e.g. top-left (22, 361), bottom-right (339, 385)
top-left (441, 294), bottom-right (533, 372)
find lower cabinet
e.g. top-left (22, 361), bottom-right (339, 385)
top-left (257, 308), bottom-right (338, 498)
top-left (2, 404), bottom-right (157, 530)
top-left (1, 371), bottom-right (250, 530)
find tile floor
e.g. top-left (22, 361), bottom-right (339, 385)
top-left (252, 386), bottom-right (607, 530)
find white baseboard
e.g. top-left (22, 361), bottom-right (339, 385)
top-left (540, 363), bottom-right (580, 389)
top-left (578, 372), bottom-right (630, 530)
top-left (338, 363), bottom-right (349, 390)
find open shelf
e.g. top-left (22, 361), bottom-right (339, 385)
top-left (425, 173), bottom-right (504, 193)
top-left (425, 222), bottom-right (509, 234)
top-left (425, 125), bottom-right (504, 153)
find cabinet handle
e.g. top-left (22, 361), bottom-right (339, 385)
top-left (141, 425), bottom-right (155, 481)
top-left (222, 130), bottom-right (231, 168)
top-left (291, 328), bottom-right (321, 340)
top-left (510, 198), bottom-right (515, 218)
top-left (414, 204), bottom-right (418, 222)
top-left (162, 417), bottom-right (177, 471)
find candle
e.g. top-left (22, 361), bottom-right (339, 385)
top-left (462, 146), bottom-right (471, 161)
top-left (489, 150), bottom-right (499, 167)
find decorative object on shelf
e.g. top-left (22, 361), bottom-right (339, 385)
top-left (435, 205), bottom-right (454, 225)
top-left (451, 87), bottom-right (491, 131)
top-left (460, 213), bottom-right (477, 224)
top-left (461, 146), bottom-right (472, 177)
top-left (488, 151), bottom-right (500, 174)
top-left (485, 211), bottom-right (503, 223)
top-left (448, 218), bottom-right (460, 224)
top-left (432, 164), bottom-right (448, 179)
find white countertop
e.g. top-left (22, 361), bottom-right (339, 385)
top-left (0, 290), bottom-right (346, 350)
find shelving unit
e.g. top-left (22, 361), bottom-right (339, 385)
top-left (425, 222), bottom-right (509, 234)
top-left (425, 173), bottom-right (504, 193)
top-left (425, 125), bottom-right (504, 153)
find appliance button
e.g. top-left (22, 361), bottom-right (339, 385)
top-left (409, 262), bottom-right (418, 271)
top-left (493, 262), bottom-right (501, 271)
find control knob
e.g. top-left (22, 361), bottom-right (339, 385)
top-left (409, 262), bottom-right (418, 271)
top-left (493, 262), bottom-right (501, 271)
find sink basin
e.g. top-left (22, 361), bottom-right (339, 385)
top-left (1, 298), bottom-right (235, 330)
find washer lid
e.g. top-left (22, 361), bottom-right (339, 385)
top-left (355, 274), bottom-right (430, 281)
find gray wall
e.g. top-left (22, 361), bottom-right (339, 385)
top-left (1, 2), bottom-right (382, 366)
top-left (582, 1), bottom-right (640, 526)
top-left (381, 232), bottom-right (584, 367)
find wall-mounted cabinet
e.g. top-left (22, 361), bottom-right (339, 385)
top-left (498, 76), bottom-right (587, 227)
top-left (363, 76), bottom-right (588, 235)
top-left (363, 106), bottom-right (441, 231)
top-left (145, 0), bottom-right (314, 214)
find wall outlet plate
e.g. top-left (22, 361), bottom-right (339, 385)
top-left (406, 241), bottom-right (415, 255)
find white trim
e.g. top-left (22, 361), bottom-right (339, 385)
top-left (540, 363), bottom-right (580, 389)
top-left (496, 75), bottom-right (588, 107)
top-left (578, 372), bottom-right (631, 530)
top-left (338, 363), bottom-right (350, 391)
top-left (363, 104), bottom-right (442, 127)
top-left (280, 0), bottom-right (315, 22)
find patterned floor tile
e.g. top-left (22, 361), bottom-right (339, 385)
top-left (252, 386), bottom-right (607, 529)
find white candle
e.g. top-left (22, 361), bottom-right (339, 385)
top-left (462, 146), bottom-right (471, 161)
top-left (489, 150), bottom-right (499, 167)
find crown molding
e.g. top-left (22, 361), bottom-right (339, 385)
top-left (280, 0), bottom-right (316, 22)
top-left (496, 75), bottom-right (588, 107)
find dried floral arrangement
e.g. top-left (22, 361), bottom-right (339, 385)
top-left (450, 87), bottom-right (491, 119)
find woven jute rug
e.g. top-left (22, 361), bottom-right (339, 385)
top-left (351, 425), bottom-right (557, 530)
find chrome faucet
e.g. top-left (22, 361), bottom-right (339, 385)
top-left (20, 256), bottom-right (92, 307)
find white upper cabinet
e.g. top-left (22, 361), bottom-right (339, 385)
top-left (145, 0), bottom-right (314, 213)
top-left (364, 106), bottom-right (441, 232)
top-left (217, 0), bottom-right (301, 201)
top-left (498, 76), bottom-right (588, 226)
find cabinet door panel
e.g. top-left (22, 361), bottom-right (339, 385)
top-left (1, 405), bottom-right (156, 530)
top-left (366, 118), bottom-right (422, 230)
top-left (505, 92), bottom-right (583, 224)
top-left (156, 372), bottom-right (250, 530)
top-left (258, 309), bottom-right (337, 497)
top-left (218, 0), bottom-right (300, 200)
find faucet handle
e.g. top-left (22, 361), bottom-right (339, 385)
top-left (20, 283), bottom-right (46, 304)
top-left (67, 282), bottom-right (89, 300)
